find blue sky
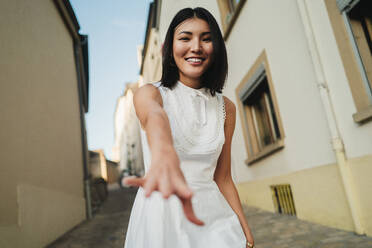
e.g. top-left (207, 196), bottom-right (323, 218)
top-left (70, 0), bottom-right (152, 160)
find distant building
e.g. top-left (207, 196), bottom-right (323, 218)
top-left (89, 150), bottom-right (108, 181)
top-left (0, 0), bottom-right (90, 247)
top-left (113, 82), bottom-right (144, 176)
top-left (141, 0), bottom-right (372, 236)
top-left (106, 160), bottom-right (120, 184)
top-left (89, 149), bottom-right (120, 184)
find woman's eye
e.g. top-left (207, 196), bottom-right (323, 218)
top-left (179, 37), bottom-right (190, 41)
top-left (203, 37), bottom-right (211, 42)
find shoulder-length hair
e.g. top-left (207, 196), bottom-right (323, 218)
top-left (161, 7), bottom-right (228, 96)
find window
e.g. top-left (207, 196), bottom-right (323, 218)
top-left (216, 0), bottom-right (246, 39)
top-left (226, 0), bottom-right (241, 24)
top-left (330, 0), bottom-right (372, 122)
top-left (341, 0), bottom-right (372, 99)
top-left (236, 51), bottom-right (284, 165)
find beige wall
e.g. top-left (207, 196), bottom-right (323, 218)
top-left (236, 162), bottom-right (355, 231)
top-left (237, 154), bottom-right (372, 235)
top-left (0, 0), bottom-right (86, 247)
top-left (146, 0), bottom-right (372, 236)
top-left (349, 154), bottom-right (372, 236)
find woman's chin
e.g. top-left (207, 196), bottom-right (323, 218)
top-left (181, 70), bottom-right (206, 80)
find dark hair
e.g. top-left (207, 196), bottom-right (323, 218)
top-left (160, 7), bottom-right (228, 96)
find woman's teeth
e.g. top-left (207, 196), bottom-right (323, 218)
top-left (187, 58), bottom-right (202, 62)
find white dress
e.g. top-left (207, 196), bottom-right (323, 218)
top-left (124, 81), bottom-right (246, 248)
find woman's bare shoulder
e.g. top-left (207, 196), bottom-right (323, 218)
top-left (135, 83), bottom-right (160, 95)
top-left (134, 83), bottom-right (163, 106)
top-left (222, 95), bottom-right (236, 115)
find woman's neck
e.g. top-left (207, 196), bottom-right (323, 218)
top-left (179, 75), bottom-right (202, 89)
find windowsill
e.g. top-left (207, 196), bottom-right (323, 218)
top-left (245, 139), bottom-right (284, 165)
top-left (353, 105), bottom-right (372, 123)
top-left (223, 0), bottom-right (247, 41)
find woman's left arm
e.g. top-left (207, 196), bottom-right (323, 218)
top-left (214, 96), bottom-right (254, 247)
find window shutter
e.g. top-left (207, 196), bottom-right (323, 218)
top-left (336, 0), bottom-right (360, 12)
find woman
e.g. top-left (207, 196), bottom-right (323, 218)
top-left (124, 7), bottom-right (255, 248)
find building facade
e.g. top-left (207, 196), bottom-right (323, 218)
top-left (0, 0), bottom-right (90, 247)
top-left (141, 0), bottom-right (372, 236)
top-left (113, 82), bottom-right (144, 176)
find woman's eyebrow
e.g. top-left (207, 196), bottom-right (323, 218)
top-left (177, 31), bottom-right (211, 35)
top-left (178, 31), bottom-right (192, 35)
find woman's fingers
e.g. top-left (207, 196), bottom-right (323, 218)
top-left (123, 176), bottom-right (145, 187)
top-left (158, 172), bottom-right (172, 199)
top-left (173, 177), bottom-right (203, 225)
top-left (125, 166), bottom-right (203, 226)
top-left (143, 175), bottom-right (157, 197)
top-left (180, 197), bottom-right (204, 226)
top-left (174, 181), bottom-right (193, 199)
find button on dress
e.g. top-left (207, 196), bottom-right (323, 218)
top-left (124, 81), bottom-right (246, 248)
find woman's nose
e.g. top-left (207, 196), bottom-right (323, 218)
top-left (190, 39), bottom-right (202, 53)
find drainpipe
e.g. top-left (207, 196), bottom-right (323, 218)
top-left (296, 0), bottom-right (364, 234)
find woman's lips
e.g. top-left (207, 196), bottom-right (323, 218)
top-left (185, 57), bottom-right (204, 65)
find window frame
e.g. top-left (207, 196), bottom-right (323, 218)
top-left (325, 0), bottom-right (372, 123)
top-left (216, 0), bottom-right (246, 40)
top-left (235, 51), bottom-right (285, 165)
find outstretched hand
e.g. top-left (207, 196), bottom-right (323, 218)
top-left (123, 154), bottom-right (204, 226)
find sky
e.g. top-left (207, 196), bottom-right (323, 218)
top-left (70, 0), bottom-right (152, 160)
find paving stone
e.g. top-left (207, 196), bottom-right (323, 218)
top-left (47, 185), bottom-right (372, 248)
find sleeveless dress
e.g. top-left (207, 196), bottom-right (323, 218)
top-left (124, 81), bottom-right (246, 248)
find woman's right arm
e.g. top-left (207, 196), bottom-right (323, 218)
top-left (124, 84), bottom-right (204, 226)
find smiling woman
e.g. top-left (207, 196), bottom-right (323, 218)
top-left (172, 18), bottom-right (214, 87)
top-left (161, 7), bottom-right (228, 96)
top-left (123, 7), bottom-right (255, 248)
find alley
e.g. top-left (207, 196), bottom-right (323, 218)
top-left (48, 185), bottom-right (372, 248)
top-left (47, 185), bottom-right (137, 248)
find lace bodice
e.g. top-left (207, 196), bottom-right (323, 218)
top-left (140, 81), bottom-right (226, 184)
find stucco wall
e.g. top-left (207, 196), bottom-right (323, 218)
top-left (151, 0), bottom-right (372, 236)
top-left (0, 0), bottom-right (86, 247)
top-left (349, 154), bottom-right (372, 236)
top-left (221, 0), bottom-right (336, 181)
top-left (154, 0), bottom-right (372, 180)
top-left (236, 162), bottom-right (355, 232)
top-left (306, 0), bottom-right (372, 159)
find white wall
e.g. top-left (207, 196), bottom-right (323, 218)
top-left (117, 88), bottom-right (144, 175)
top-left (112, 96), bottom-right (126, 161)
top-left (304, 0), bottom-right (372, 159)
top-left (155, 0), bottom-right (372, 183)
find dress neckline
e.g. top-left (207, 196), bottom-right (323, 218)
top-left (175, 81), bottom-right (210, 100)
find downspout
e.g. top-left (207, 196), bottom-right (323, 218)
top-left (296, 0), bottom-right (364, 234)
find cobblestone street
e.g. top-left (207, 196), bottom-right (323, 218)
top-left (48, 185), bottom-right (372, 248)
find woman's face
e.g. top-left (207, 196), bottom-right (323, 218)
top-left (173, 17), bottom-right (213, 87)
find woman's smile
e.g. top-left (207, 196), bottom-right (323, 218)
top-left (185, 56), bottom-right (206, 65)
